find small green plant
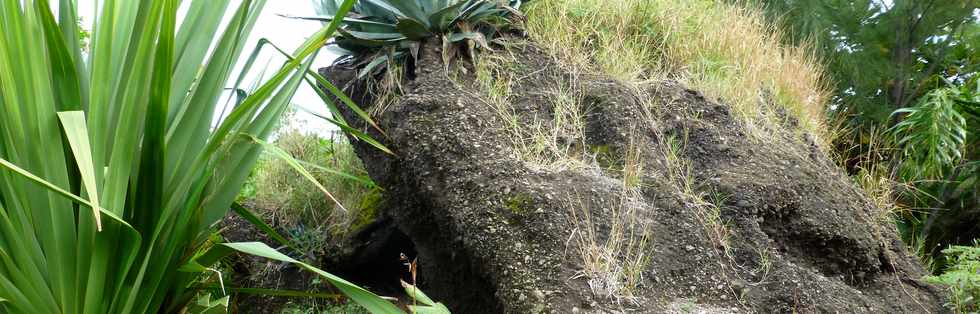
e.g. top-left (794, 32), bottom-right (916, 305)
top-left (925, 242), bottom-right (980, 313)
top-left (306, 0), bottom-right (524, 77)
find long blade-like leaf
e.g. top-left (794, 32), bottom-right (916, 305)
top-left (250, 135), bottom-right (348, 213)
top-left (0, 157), bottom-right (130, 227)
top-left (197, 242), bottom-right (406, 314)
top-left (56, 111), bottom-right (103, 230)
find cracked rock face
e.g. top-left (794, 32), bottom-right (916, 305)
top-left (320, 41), bottom-right (943, 313)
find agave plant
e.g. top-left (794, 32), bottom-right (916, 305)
top-left (0, 0), bottom-right (409, 313)
top-left (304, 0), bottom-right (524, 76)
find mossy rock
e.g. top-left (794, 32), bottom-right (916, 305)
top-left (349, 188), bottom-right (383, 234)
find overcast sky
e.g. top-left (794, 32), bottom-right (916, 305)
top-left (76, 0), bottom-right (339, 135)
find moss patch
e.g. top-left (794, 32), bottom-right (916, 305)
top-left (349, 188), bottom-right (383, 234)
top-left (505, 193), bottom-right (534, 215)
top-left (590, 144), bottom-right (619, 170)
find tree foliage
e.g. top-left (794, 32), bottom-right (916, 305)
top-left (748, 0), bottom-right (980, 263)
top-left (751, 0), bottom-right (980, 123)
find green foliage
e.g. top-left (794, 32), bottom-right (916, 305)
top-left (76, 18), bottom-right (90, 52)
top-left (248, 129), bottom-right (380, 236)
top-left (401, 280), bottom-right (453, 314)
top-left (750, 0), bottom-right (980, 265)
top-left (891, 83), bottom-right (979, 180)
top-left (277, 281), bottom-right (451, 314)
top-left (281, 301), bottom-right (371, 314)
top-left (189, 242), bottom-right (405, 313)
top-left (0, 0), bottom-right (403, 312)
top-left (890, 80), bottom-right (980, 261)
top-left (926, 242), bottom-right (980, 313)
top-left (749, 0), bottom-right (980, 122)
top-left (186, 293), bottom-right (231, 314)
top-left (308, 0), bottom-right (524, 77)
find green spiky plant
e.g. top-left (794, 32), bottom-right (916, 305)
top-left (302, 0), bottom-right (524, 77)
top-left (0, 0), bottom-right (413, 313)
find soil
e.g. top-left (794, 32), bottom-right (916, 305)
top-left (312, 38), bottom-right (946, 313)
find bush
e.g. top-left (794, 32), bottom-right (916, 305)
top-left (0, 0), bottom-right (413, 312)
top-left (926, 242), bottom-right (980, 313)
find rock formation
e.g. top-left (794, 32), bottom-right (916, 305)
top-left (320, 40), bottom-right (944, 313)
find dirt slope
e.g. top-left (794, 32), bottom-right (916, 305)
top-left (320, 41), bottom-right (944, 313)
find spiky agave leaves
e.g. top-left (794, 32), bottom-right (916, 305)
top-left (303, 0), bottom-right (524, 78)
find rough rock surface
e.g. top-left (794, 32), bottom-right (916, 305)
top-left (320, 41), bottom-right (944, 313)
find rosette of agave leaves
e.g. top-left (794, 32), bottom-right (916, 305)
top-left (300, 0), bottom-right (524, 77)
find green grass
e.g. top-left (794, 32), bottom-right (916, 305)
top-left (241, 127), bottom-right (381, 256)
top-left (248, 128), bottom-right (379, 231)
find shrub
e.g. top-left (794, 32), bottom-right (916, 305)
top-left (889, 81), bottom-right (980, 260)
top-left (926, 242), bottom-right (980, 313)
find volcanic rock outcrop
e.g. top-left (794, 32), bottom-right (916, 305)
top-left (321, 41), bottom-right (944, 313)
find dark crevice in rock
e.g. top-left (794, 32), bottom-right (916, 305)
top-left (325, 218), bottom-right (417, 295)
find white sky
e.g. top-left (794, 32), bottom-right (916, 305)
top-left (76, 0), bottom-right (339, 135)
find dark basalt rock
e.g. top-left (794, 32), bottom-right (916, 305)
top-left (319, 40), bottom-right (944, 313)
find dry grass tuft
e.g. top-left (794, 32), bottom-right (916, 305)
top-left (653, 131), bottom-right (732, 254)
top-left (566, 135), bottom-right (653, 303)
top-left (473, 53), bottom-right (595, 171)
top-left (525, 0), bottom-right (832, 146)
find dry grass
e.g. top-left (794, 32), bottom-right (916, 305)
top-left (472, 48), bottom-right (655, 302)
top-left (525, 0), bottom-right (832, 146)
top-left (566, 135), bottom-right (653, 303)
top-left (473, 52), bottom-right (594, 171)
top-left (836, 125), bottom-right (908, 224)
top-left (464, 0), bottom-right (835, 302)
top-left (653, 131), bottom-right (732, 254)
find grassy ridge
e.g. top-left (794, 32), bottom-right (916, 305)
top-left (525, 0), bottom-right (832, 145)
